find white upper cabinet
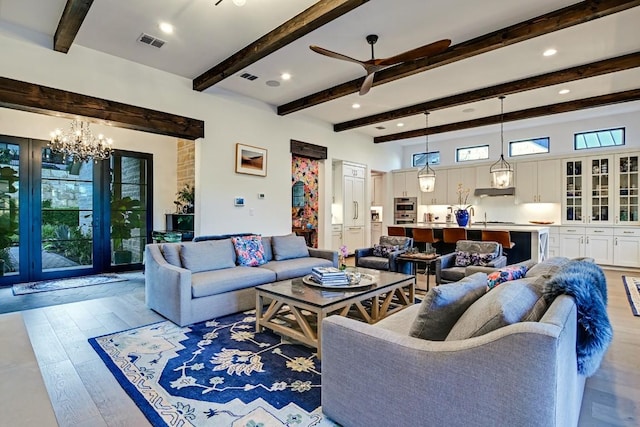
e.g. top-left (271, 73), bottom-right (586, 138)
top-left (393, 169), bottom-right (419, 198)
top-left (516, 159), bottom-right (560, 203)
top-left (447, 167), bottom-right (476, 206)
top-left (421, 168), bottom-right (448, 205)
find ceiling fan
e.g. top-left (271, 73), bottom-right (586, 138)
top-left (310, 35), bottom-right (451, 95)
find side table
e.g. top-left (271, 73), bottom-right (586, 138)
top-left (396, 253), bottom-right (439, 291)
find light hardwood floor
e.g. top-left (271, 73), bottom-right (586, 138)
top-left (9, 268), bottom-right (640, 426)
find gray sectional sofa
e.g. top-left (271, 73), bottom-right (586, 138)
top-left (145, 233), bottom-right (338, 326)
top-left (322, 257), bottom-right (599, 427)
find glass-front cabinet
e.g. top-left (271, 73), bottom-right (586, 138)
top-left (615, 153), bottom-right (639, 224)
top-left (563, 153), bottom-right (638, 226)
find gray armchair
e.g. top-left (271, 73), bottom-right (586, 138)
top-left (436, 240), bottom-right (506, 284)
top-left (355, 236), bottom-right (413, 273)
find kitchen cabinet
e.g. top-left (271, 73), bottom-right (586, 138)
top-left (613, 227), bottom-right (640, 267)
top-left (446, 167), bottom-right (476, 206)
top-left (371, 222), bottom-right (382, 245)
top-left (557, 226), bottom-right (613, 264)
top-left (331, 224), bottom-right (343, 252)
top-left (371, 173), bottom-right (383, 206)
top-left (562, 155), bottom-right (614, 225)
top-left (393, 169), bottom-right (419, 198)
top-left (516, 159), bottom-right (561, 203)
top-left (548, 227), bottom-right (559, 258)
top-left (614, 153), bottom-right (639, 225)
top-left (421, 168), bottom-right (448, 205)
top-left (344, 175), bottom-right (365, 226)
top-left (343, 226), bottom-right (365, 255)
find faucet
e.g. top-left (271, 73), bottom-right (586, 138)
top-left (484, 212), bottom-right (487, 227)
top-left (469, 207), bottom-right (475, 225)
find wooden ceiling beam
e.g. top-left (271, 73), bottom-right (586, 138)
top-left (54, 0), bottom-right (93, 53)
top-left (335, 51), bottom-right (640, 132)
top-left (0, 77), bottom-right (204, 140)
top-left (373, 89), bottom-right (640, 143)
top-left (193, 0), bottom-right (369, 92)
top-left (278, 0), bottom-right (640, 115)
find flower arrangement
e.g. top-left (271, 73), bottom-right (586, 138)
top-left (338, 245), bottom-right (348, 270)
top-left (453, 183), bottom-right (472, 212)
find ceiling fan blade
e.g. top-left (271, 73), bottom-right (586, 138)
top-left (359, 72), bottom-right (376, 96)
top-left (376, 39), bottom-right (451, 66)
top-left (310, 45), bottom-right (366, 67)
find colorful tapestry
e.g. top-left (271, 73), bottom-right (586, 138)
top-left (292, 156), bottom-right (319, 248)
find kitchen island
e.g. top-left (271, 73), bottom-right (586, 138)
top-left (399, 223), bottom-right (550, 264)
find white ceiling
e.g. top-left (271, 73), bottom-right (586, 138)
top-left (0, 0), bottom-right (639, 145)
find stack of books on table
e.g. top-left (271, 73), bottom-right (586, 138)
top-left (311, 266), bottom-right (349, 286)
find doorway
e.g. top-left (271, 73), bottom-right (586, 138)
top-left (0, 135), bottom-right (152, 285)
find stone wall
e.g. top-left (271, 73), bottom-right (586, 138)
top-left (177, 139), bottom-right (195, 192)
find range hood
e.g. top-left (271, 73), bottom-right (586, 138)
top-left (474, 187), bottom-right (516, 197)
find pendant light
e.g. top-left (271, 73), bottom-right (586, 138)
top-left (418, 111), bottom-right (436, 192)
top-left (490, 96), bottom-right (513, 188)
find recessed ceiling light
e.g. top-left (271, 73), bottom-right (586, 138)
top-left (266, 80), bottom-right (280, 87)
top-left (232, 0), bottom-right (246, 6)
top-left (397, 123), bottom-right (404, 127)
top-left (543, 48), bottom-right (557, 57)
top-left (281, 73), bottom-right (291, 81)
top-left (159, 22), bottom-right (173, 34)
top-left (558, 88), bottom-right (570, 95)
top-left (352, 103), bottom-right (360, 109)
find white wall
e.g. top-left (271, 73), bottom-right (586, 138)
top-left (0, 31), bottom-right (403, 248)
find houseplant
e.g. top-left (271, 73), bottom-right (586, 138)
top-left (0, 166), bottom-right (19, 275)
top-left (111, 195), bottom-right (143, 264)
top-left (175, 183), bottom-right (195, 214)
top-left (452, 183), bottom-right (472, 227)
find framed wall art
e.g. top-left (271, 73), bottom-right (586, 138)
top-left (235, 143), bottom-right (267, 176)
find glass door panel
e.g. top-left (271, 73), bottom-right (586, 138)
top-left (589, 157), bottom-right (610, 223)
top-left (565, 160), bottom-right (583, 222)
top-left (110, 154), bottom-right (149, 267)
top-left (618, 154), bottom-right (639, 223)
top-left (0, 142), bottom-right (20, 277)
top-left (41, 151), bottom-right (95, 272)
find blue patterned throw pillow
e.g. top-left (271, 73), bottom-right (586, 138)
top-left (471, 252), bottom-right (496, 266)
top-left (487, 265), bottom-right (528, 290)
top-left (454, 251), bottom-right (472, 267)
top-left (232, 235), bottom-right (267, 267)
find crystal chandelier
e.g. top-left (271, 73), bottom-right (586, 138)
top-left (49, 119), bottom-right (113, 163)
top-left (418, 111), bottom-right (436, 192)
top-left (489, 96), bottom-right (513, 189)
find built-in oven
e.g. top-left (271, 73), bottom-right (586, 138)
top-left (394, 197), bottom-right (417, 224)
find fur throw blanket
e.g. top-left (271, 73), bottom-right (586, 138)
top-left (543, 260), bottom-right (612, 377)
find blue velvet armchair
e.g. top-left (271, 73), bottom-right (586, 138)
top-left (355, 235), bottom-right (413, 274)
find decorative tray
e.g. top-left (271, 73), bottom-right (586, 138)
top-left (529, 221), bottom-right (554, 225)
top-left (301, 274), bottom-right (375, 290)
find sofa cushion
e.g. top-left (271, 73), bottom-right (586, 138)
top-left (409, 272), bottom-right (488, 341)
top-left (487, 264), bottom-right (528, 290)
top-left (525, 256), bottom-right (570, 278)
top-left (262, 236), bottom-right (273, 262)
top-left (439, 266), bottom-right (466, 283)
top-left (260, 257), bottom-right (332, 281)
top-left (373, 244), bottom-right (399, 257)
top-left (232, 235), bottom-right (267, 266)
top-left (272, 235), bottom-right (309, 260)
top-left (160, 243), bottom-right (182, 267)
top-left (179, 240), bottom-right (236, 273)
top-left (446, 277), bottom-right (548, 341)
top-left (191, 266), bottom-right (277, 298)
top-left (356, 256), bottom-right (390, 271)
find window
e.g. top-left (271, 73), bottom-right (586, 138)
top-left (412, 151), bottom-right (440, 167)
top-left (456, 145), bottom-right (489, 162)
top-left (509, 137), bottom-right (550, 157)
top-left (575, 127), bottom-right (624, 150)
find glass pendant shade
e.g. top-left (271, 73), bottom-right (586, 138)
top-left (490, 96), bottom-right (513, 189)
top-left (418, 111), bottom-right (436, 192)
top-left (418, 168), bottom-right (436, 192)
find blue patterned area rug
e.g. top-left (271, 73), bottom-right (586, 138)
top-left (89, 310), bottom-right (336, 427)
top-left (622, 276), bottom-right (640, 316)
top-left (12, 273), bottom-right (126, 295)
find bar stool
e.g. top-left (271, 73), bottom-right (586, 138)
top-left (412, 228), bottom-right (440, 253)
top-left (481, 230), bottom-right (515, 254)
top-left (387, 226), bottom-right (406, 237)
top-left (442, 228), bottom-right (467, 244)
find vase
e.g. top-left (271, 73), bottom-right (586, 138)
top-left (455, 209), bottom-right (469, 227)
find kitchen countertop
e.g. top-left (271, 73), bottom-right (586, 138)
top-left (409, 222), bottom-right (551, 232)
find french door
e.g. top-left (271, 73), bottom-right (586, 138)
top-left (0, 135), bottom-right (152, 285)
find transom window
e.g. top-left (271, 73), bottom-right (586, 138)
top-left (575, 127), bottom-right (625, 150)
top-left (412, 151), bottom-right (440, 167)
top-left (456, 145), bottom-right (489, 162)
top-left (509, 137), bottom-right (550, 157)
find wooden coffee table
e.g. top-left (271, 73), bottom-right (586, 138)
top-left (255, 268), bottom-right (415, 358)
